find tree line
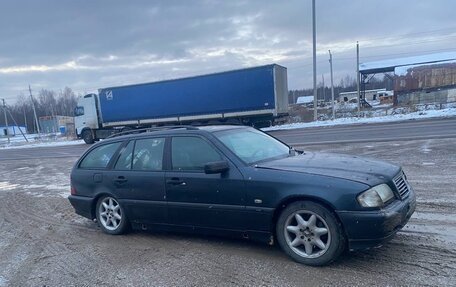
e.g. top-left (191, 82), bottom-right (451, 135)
top-left (0, 87), bottom-right (78, 133)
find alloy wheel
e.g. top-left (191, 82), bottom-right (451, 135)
top-left (284, 210), bottom-right (331, 258)
top-left (98, 197), bottom-right (122, 231)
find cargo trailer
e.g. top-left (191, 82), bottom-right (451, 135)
top-left (74, 64), bottom-right (288, 144)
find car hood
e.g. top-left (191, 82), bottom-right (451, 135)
top-left (256, 152), bottom-right (400, 187)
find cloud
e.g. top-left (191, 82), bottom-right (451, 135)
top-left (0, 0), bottom-right (455, 102)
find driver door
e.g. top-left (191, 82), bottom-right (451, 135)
top-left (165, 136), bottom-right (246, 230)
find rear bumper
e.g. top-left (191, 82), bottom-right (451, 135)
top-left (336, 188), bottom-right (416, 251)
top-left (68, 195), bottom-right (95, 220)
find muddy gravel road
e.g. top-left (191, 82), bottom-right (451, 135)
top-left (0, 138), bottom-right (455, 286)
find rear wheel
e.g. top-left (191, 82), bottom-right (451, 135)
top-left (82, 129), bottom-right (94, 144)
top-left (96, 196), bottom-right (129, 235)
top-left (276, 201), bottom-right (345, 266)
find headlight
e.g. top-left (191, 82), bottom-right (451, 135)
top-left (357, 184), bottom-right (395, 208)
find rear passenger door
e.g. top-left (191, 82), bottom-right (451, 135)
top-left (110, 137), bottom-right (167, 224)
top-left (165, 135), bottom-right (246, 230)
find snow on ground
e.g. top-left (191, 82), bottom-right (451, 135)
top-left (0, 133), bottom-right (83, 149)
top-left (0, 139), bottom-right (84, 149)
top-left (264, 107), bottom-right (456, 131)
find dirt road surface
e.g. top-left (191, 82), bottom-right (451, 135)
top-left (0, 138), bottom-right (455, 286)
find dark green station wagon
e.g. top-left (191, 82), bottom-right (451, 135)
top-left (69, 125), bottom-right (416, 266)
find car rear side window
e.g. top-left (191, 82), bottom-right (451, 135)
top-left (171, 137), bottom-right (222, 171)
top-left (79, 142), bottom-right (122, 169)
top-left (132, 138), bottom-right (165, 171)
top-left (114, 141), bottom-right (134, 170)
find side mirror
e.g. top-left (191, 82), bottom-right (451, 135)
top-left (204, 160), bottom-right (230, 174)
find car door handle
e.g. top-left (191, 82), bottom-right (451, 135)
top-left (114, 176), bottom-right (128, 184)
top-left (166, 178), bottom-right (187, 186)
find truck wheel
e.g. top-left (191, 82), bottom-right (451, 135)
top-left (276, 201), bottom-right (346, 266)
top-left (82, 130), bottom-right (94, 144)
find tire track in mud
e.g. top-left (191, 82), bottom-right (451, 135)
top-left (340, 239), bottom-right (456, 285)
top-left (0, 192), bottom-right (99, 286)
top-left (1, 192), bottom-right (97, 233)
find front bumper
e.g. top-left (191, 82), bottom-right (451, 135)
top-left (336, 188), bottom-right (416, 251)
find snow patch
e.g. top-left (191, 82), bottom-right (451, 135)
top-left (264, 107), bottom-right (456, 131)
top-left (0, 181), bottom-right (19, 191)
top-left (59, 191), bottom-right (69, 198)
top-left (422, 162), bottom-right (435, 166)
top-left (25, 191), bottom-right (45, 198)
top-left (0, 276), bottom-right (8, 287)
top-left (0, 139), bottom-right (84, 150)
top-left (395, 59), bottom-right (456, 76)
top-left (360, 51), bottom-right (456, 72)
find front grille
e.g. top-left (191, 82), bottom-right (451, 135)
top-left (393, 171), bottom-right (410, 199)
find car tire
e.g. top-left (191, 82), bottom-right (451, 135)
top-left (82, 129), bottom-right (94, 144)
top-left (96, 196), bottom-right (129, 235)
top-left (276, 201), bottom-right (345, 266)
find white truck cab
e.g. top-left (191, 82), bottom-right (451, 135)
top-left (74, 94), bottom-right (100, 143)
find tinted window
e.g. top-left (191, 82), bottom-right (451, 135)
top-left (132, 138), bottom-right (165, 171)
top-left (172, 137), bottom-right (222, 171)
top-left (114, 141), bottom-right (134, 170)
top-left (79, 142), bottom-right (121, 169)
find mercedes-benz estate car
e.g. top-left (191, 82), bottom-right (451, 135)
top-left (68, 125), bottom-right (416, 266)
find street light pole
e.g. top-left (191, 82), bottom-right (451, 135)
top-left (356, 41), bottom-right (361, 115)
top-left (329, 50), bottom-right (335, 120)
top-left (312, 0), bottom-right (317, 121)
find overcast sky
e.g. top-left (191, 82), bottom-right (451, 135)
top-left (1, 0), bottom-right (455, 102)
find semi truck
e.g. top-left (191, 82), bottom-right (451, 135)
top-left (74, 64), bottom-right (288, 144)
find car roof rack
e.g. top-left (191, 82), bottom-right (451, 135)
top-left (106, 125), bottom-right (200, 139)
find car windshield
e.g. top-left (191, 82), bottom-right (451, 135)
top-left (214, 128), bottom-right (290, 164)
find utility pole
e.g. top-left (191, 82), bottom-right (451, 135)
top-left (23, 107), bottom-right (27, 132)
top-left (321, 74), bottom-right (325, 103)
top-left (356, 41), bottom-right (361, 115)
top-left (29, 85), bottom-right (41, 136)
top-left (2, 99), bottom-right (10, 144)
top-left (312, 0), bottom-right (317, 121)
top-left (6, 108), bottom-right (28, 142)
top-left (329, 50), bottom-right (335, 119)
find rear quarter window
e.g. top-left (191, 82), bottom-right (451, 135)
top-left (79, 142), bottom-right (122, 169)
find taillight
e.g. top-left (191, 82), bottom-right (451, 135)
top-left (71, 185), bottom-right (77, 195)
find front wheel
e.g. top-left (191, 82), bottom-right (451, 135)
top-left (96, 196), bottom-right (129, 235)
top-left (276, 201), bottom-right (345, 266)
top-left (82, 129), bottom-right (94, 144)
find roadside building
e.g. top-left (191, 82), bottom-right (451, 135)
top-left (359, 52), bottom-right (456, 106)
top-left (39, 115), bottom-right (75, 135)
top-left (296, 95), bottom-right (314, 106)
top-left (394, 60), bottom-right (456, 105)
top-left (338, 88), bottom-right (387, 102)
top-left (0, 125), bottom-right (27, 136)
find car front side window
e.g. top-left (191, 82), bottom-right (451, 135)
top-left (171, 136), bottom-right (222, 171)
